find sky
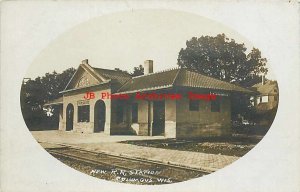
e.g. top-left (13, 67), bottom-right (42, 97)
top-left (26, 10), bottom-right (276, 80)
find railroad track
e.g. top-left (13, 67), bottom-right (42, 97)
top-left (46, 146), bottom-right (208, 184)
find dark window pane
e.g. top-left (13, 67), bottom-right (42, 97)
top-left (132, 103), bottom-right (138, 123)
top-left (78, 105), bottom-right (90, 122)
top-left (116, 102), bottom-right (124, 123)
top-left (211, 97), bottom-right (220, 112)
top-left (189, 99), bottom-right (199, 111)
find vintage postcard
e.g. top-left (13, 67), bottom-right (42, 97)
top-left (1, 1), bottom-right (299, 192)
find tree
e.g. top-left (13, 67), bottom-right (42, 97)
top-left (115, 66), bottom-right (144, 77)
top-left (21, 68), bottom-right (76, 130)
top-left (177, 34), bottom-right (268, 87)
top-left (178, 34), bottom-right (270, 122)
top-left (131, 65), bottom-right (144, 77)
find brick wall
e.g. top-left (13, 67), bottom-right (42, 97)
top-left (61, 86), bottom-right (111, 134)
top-left (176, 95), bottom-right (231, 138)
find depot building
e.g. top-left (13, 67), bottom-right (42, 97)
top-left (45, 59), bottom-right (254, 138)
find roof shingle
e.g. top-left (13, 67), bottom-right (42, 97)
top-left (93, 67), bottom-right (131, 89)
top-left (174, 69), bottom-right (253, 93)
top-left (117, 68), bottom-right (253, 94)
top-left (118, 68), bottom-right (179, 93)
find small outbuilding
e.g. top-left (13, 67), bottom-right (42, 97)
top-left (251, 80), bottom-right (278, 112)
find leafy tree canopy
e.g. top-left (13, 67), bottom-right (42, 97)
top-left (115, 65), bottom-right (144, 77)
top-left (21, 68), bottom-right (76, 130)
top-left (131, 65), bottom-right (144, 77)
top-left (177, 34), bottom-right (268, 87)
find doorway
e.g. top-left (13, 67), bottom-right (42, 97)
top-left (152, 100), bottom-right (165, 136)
top-left (66, 103), bottom-right (74, 131)
top-left (94, 100), bottom-right (106, 132)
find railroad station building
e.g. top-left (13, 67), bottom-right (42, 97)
top-left (45, 59), bottom-right (253, 138)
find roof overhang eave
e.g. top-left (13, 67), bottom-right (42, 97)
top-left (175, 85), bottom-right (257, 95)
top-left (44, 102), bottom-right (63, 107)
top-left (59, 80), bottom-right (111, 94)
top-left (116, 85), bottom-right (173, 94)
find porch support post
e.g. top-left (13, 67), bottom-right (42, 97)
top-left (58, 105), bottom-right (63, 130)
top-left (148, 100), bottom-right (153, 136)
top-left (165, 99), bottom-right (176, 138)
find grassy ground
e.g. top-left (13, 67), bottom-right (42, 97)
top-left (232, 125), bottom-right (271, 135)
top-left (121, 136), bottom-right (263, 157)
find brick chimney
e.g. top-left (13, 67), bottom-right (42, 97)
top-left (144, 60), bottom-right (153, 74)
top-left (82, 59), bottom-right (88, 65)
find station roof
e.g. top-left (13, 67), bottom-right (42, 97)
top-left (117, 68), bottom-right (254, 94)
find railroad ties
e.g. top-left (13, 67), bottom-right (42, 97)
top-left (47, 146), bottom-right (208, 185)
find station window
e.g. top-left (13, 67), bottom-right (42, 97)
top-left (78, 105), bottom-right (90, 122)
top-left (132, 103), bottom-right (138, 123)
top-left (211, 97), bottom-right (220, 112)
top-left (189, 99), bottom-right (199, 111)
top-left (116, 103), bottom-right (124, 123)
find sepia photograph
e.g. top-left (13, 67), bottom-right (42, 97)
top-left (1, 1), bottom-right (299, 192)
top-left (20, 10), bottom-right (278, 185)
